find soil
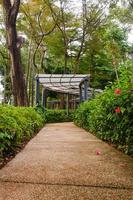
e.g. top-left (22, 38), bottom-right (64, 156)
top-left (0, 141), bottom-right (27, 169)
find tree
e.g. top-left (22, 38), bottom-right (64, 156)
top-left (19, 0), bottom-right (57, 105)
top-left (2, 0), bottom-right (28, 106)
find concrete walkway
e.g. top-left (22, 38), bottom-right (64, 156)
top-left (0, 122), bottom-right (133, 200)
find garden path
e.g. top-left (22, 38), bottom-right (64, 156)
top-left (0, 122), bottom-right (133, 200)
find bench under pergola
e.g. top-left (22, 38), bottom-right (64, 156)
top-left (35, 74), bottom-right (90, 110)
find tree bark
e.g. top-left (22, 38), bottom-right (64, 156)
top-left (74, 0), bottom-right (87, 73)
top-left (3, 0), bottom-right (28, 106)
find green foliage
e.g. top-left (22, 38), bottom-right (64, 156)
top-left (44, 109), bottom-right (73, 123)
top-left (74, 66), bottom-right (133, 155)
top-left (0, 106), bottom-right (44, 158)
top-left (35, 106), bottom-right (73, 123)
top-left (0, 132), bottom-right (12, 156)
top-left (0, 0), bottom-right (132, 103)
top-left (82, 23), bottom-right (130, 88)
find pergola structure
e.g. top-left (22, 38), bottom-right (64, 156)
top-left (35, 74), bottom-right (90, 111)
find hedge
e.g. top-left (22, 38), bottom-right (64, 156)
top-left (0, 106), bottom-right (44, 159)
top-left (74, 66), bottom-right (133, 155)
top-left (35, 106), bottom-right (73, 123)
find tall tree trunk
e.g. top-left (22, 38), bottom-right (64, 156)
top-left (3, 0), bottom-right (28, 106)
top-left (74, 0), bottom-right (87, 73)
top-left (64, 41), bottom-right (68, 73)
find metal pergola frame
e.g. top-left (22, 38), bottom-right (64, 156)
top-left (35, 74), bottom-right (90, 111)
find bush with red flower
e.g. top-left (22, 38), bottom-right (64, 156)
top-left (74, 65), bottom-right (133, 155)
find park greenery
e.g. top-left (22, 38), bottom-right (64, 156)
top-left (0, 0), bottom-right (133, 159)
top-left (74, 66), bottom-right (133, 155)
top-left (42, 109), bottom-right (73, 123)
top-left (0, 0), bottom-right (133, 104)
top-left (0, 106), bottom-right (44, 161)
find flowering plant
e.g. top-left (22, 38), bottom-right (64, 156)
top-left (74, 65), bottom-right (133, 155)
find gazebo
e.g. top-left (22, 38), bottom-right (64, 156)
top-left (35, 74), bottom-right (90, 111)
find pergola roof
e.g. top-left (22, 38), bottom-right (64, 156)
top-left (37, 74), bottom-right (90, 95)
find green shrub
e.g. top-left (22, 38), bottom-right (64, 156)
top-left (0, 106), bottom-right (44, 159)
top-left (74, 66), bottom-right (133, 155)
top-left (35, 105), bottom-right (73, 123)
top-left (0, 132), bottom-right (12, 157)
top-left (44, 109), bottom-right (73, 123)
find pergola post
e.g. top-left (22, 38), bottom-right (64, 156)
top-left (84, 79), bottom-right (88, 101)
top-left (66, 94), bottom-right (69, 116)
top-left (35, 76), bottom-right (40, 105)
top-left (73, 95), bottom-right (76, 110)
top-left (42, 89), bottom-right (47, 110)
top-left (79, 85), bottom-right (83, 103)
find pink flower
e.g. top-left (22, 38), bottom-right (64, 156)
top-left (96, 150), bottom-right (101, 155)
top-left (114, 88), bottom-right (121, 95)
top-left (115, 107), bottom-right (121, 113)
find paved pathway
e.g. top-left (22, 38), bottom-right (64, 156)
top-left (0, 122), bottom-right (133, 200)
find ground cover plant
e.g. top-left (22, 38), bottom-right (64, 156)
top-left (0, 106), bottom-right (44, 164)
top-left (74, 66), bottom-right (133, 155)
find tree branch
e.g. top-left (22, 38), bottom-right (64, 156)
top-left (10, 0), bottom-right (20, 23)
top-left (3, 0), bottom-right (11, 12)
top-left (37, 7), bottom-right (56, 37)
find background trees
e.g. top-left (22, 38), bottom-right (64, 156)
top-left (0, 0), bottom-right (132, 105)
top-left (2, 0), bottom-right (28, 106)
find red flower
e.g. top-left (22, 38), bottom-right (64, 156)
top-left (96, 149), bottom-right (101, 155)
top-left (115, 107), bottom-right (121, 113)
top-left (114, 88), bottom-right (121, 94)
